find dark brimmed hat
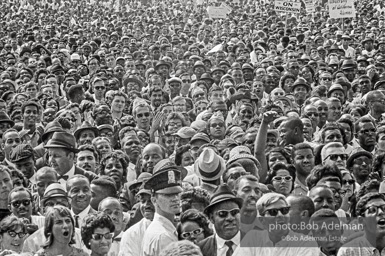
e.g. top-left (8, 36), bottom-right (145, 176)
top-left (347, 150), bottom-right (373, 169)
top-left (42, 120), bottom-right (64, 142)
top-left (291, 77), bottom-right (311, 92)
top-left (144, 160), bottom-right (183, 194)
top-left (128, 172), bottom-right (153, 191)
top-left (204, 184), bottom-right (243, 215)
top-left (154, 60), bottom-right (171, 70)
top-left (42, 183), bottom-right (69, 203)
top-left (0, 111), bottom-right (14, 127)
top-left (44, 132), bottom-right (79, 153)
top-left (74, 121), bottom-right (99, 140)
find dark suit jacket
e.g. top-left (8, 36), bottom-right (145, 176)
top-left (74, 166), bottom-right (98, 182)
top-left (198, 232), bottom-right (246, 256)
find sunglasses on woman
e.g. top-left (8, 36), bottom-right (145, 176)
top-left (180, 228), bottom-right (204, 239)
top-left (342, 179), bottom-right (355, 185)
top-left (7, 230), bottom-right (27, 238)
top-left (272, 176), bottom-right (292, 182)
top-left (91, 233), bottom-right (114, 240)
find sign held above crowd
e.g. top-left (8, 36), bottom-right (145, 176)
top-left (328, 0), bottom-right (356, 18)
top-left (274, 0), bottom-right (301, 13)
top-left (207, 6), bottom-right (229, 19)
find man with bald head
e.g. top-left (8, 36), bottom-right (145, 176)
top-left (286, 195), bottom-right (315, 235)
top-left (141, 143), bottom-right (165, 173)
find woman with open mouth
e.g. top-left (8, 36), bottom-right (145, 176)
top-left (34, 205), bottom-right (88, 256)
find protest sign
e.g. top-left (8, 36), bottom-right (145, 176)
top-left (304, 0), bottom-right (315, 13)
top-left (207, 6), bottom-right (228, 19)
top-left (274, 0), bottom-right (301, 13)
top-left (221, 2), bottom-right (232, 13)
top-left (328, 0), bottom-right (355, 18)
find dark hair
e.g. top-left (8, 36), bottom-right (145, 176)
top-left (355, 116), bottom-right (375, 134)
top-left (43, 206), bottom-right (75, 248)
top-left (8, 187), bottom-right (33, 205)
top-left (99, 151), bottom-right (128, 182)
top-left (91, 176), bottom-right (117, 198)
top-left (21, 100), bottom-right (41, 114)
top-left (81, 212), bottom-right (115, 249)
top-left (338, 118), bottom-right (354, 141)
top-left (291, 142), bottom-right (313, 160)
top-left (68, 84), bottom-right (84, 100)
top-left (266, 147), bottom-right (292, 166)
top-left (180, 188), bottom-right (210, 212)
top-left (356, 192), bottom-right (385, 217)
top-left (265, 163), bottom-right (296, 192)
top-left (306, 164), bottom-right (342, 190)
top-left (319, 122), bottom-right (347, 145)
top-left (78, 144), bottom-right (100, 163)
top-left (357, 179), bottom-right (380, 199)
top-left (177, 209), bottom-right (213, 240)
top-left (175, 145), bottom-right (191, 166)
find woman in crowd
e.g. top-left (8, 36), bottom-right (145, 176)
top-left (81, 213), bottom-right (115, 256)
top-left (0, 215), bottom-right (27, 254)
top-left (35, 205), bottom-right (88, 256)
top-left (265, 163), bottom-right (296, 197)
top-left (177, 209), bottom-right (213, 244)
top-left (99, 151), bottom-right (128, 192)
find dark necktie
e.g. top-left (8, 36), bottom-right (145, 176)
top-left (74, 215), bottom-right (79, 228)
top-left (58, 175), bottom-right (69, 181)
top-left (225, 240), bottom-right (234, 256)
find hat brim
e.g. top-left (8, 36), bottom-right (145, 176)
top-left (204, 197), bottom-right (243, 215)
top-left (0, 120), bottom-right (14, 126)
top-left (194, 156), bottom-right (225, 181)
top-left (74, 127), bottom-right (99, 140)
top-left (156, 186), bottom-right (183, 194)
top-left (44, 144), bottom-right (79, 153)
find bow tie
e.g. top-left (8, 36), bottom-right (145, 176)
top-left (58, 175), bottom-right (69, 181)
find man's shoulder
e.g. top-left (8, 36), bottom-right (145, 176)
top-left (198, 235), bottom-right (215, 248)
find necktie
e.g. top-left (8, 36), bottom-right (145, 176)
top-left (58, 175), bottom-right (69, 181)
top-left (225, 241), bottom-right (234, 256)
top-left (74, 215), bottom-right (79, 228)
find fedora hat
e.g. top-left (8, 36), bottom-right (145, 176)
top-left (128, 172), bottom-right (153, 191)
top-left (41, 120), bottom-right (64, 142)
top-left (0, 111), bottom-right (14, 127)
top-left (154, 60), bottom-right (171, 70)
top-left (74, 121), bottom-right (99, 140)
top-left (204, 184), bottom-right (243, 215)
top-left (194, 148), bottom-right (225, 181)
top-left (44, 132), bottom-right (79, 153)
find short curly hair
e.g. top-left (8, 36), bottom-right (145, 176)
top-left (81, 212), bottom-right (115, 249)
top-left (356, 192), bottom-right (385, 217)
top-left (177, 209), bottom-right (213, 240)
top-left (99, 151), bottom-right (128, 179)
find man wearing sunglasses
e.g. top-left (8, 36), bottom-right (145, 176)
top-left (198, 184), bottom-right (243, 256)
top-left (233, 192), bottom-right (318, 255)
top-left (8, 187), bottom-right (43, 234)
top-left (353, 116), bottom-right (377, 154)
top-left (338, 192), bottom-right (385, 256)
top-left (347, 151), bottom-right (373, 186)
top-left (322, 142), bottom-right (348, 171)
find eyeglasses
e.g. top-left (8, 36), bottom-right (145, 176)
top-left (343, 179), bottom-right (355, 185)
top-left (11, 199), bottom-right (31, 208)
top-left (95, 86), bottom-right (106, 90)
top-left (216, 208), bottom-right (240, 218)
top-left (366, 205), bottom-right (385, 215)
top-left (137, 112), bottom-right (150, 118)
top-left (305, 112), bottom-right (319, 117)
top-left (359, 128), bottom-right (376, 135)
top-left (7, 230), bottom-right (27, 238)
top-left (272, 176), bottom-right (292, 182)
top-left (180, 228), bottom-right (204, 239)
top-left (321, 77), bottom-right (332, 81)
top-left (210, 123), bottom-right (224, 128)
top-left (324, 154), bottom-right (348, 161)
top-left (91, 233), bottom-right (114, 240)
top-left (262, 207), bottom-right (290, 216)
top-left (353, 158), bottom-right (371, 165)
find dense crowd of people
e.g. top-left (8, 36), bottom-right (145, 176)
top-left (1, 0), bottom-right (385, 255)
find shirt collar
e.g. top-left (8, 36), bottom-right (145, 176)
top-left (154, 212), bottom-right (177, 232)
top-left (64, 164), bottom-right (75, 178)
top-left (71, 204), bottom-right (90, 219)
top-left (216, 231), bottom-right (241, 249)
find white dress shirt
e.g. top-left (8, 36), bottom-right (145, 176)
top-left (119, 218), bottom-right (152, 256)
top-left (216, 231), bottom-right (241, 256)
top-left (58, 164), bottom-right (75, 189)
top-left (71, 205), bottom-right (91, 229)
